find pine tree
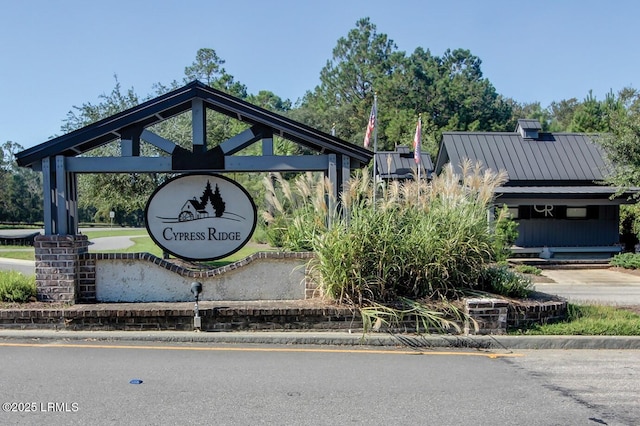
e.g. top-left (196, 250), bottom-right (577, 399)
top-left (212, 184), bottom-right (226, 217)
top-left (199, 181), bottom-right (213, 209)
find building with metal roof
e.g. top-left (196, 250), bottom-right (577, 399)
top-left (374, 146), bottom-right (433, 180)
top-left (435, 119), bottom-right (636, 258)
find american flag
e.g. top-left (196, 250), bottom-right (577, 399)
top-left (363, 99), bottom-right (376, 148)
top-left (413, 115), bottom-right (422, 164)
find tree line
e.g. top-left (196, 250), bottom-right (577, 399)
top-left (1, 17), bottom-right (639, 227)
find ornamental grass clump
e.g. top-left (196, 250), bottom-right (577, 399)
top-left (263, 162), bottom-right (512, 333)
top-left (310, 161), bottom-right (508, 304)
top-left (262, 172), bottom-right (336, 251)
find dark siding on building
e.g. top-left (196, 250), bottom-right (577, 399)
top-left (515, 205), bottom-right (619, 247)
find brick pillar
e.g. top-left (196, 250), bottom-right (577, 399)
top-left (77, 254), bottom-right (96, 303)
top-left (464, 298), bottom-right (509, 335)
top-left (34, 235), bottom-right (89, 303)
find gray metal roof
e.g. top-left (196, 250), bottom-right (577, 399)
top-left (16, 80), bottom-right (373, 168)
top-left (375, 146), bottom-right (433, 179)
top-left (435, 122), bottom-right (610, 183)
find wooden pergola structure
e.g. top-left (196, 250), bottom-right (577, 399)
top-left (16, 80), bottom-right (373, 235)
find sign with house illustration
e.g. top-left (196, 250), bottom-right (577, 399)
top-left (145, 174), bottom-right (257, 260)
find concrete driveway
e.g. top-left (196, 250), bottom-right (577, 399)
top-left (535, 268), bottom-right (640, 306)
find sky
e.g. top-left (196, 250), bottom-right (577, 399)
top-left (1, 0), bottom-right (638, 149)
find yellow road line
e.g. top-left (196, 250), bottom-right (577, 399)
top-left (0, 342), bottom-right (523, 358)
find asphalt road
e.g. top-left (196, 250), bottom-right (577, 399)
top-left (0, 341), bottom-right (637, 425)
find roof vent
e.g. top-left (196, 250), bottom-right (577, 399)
top-left (516, 119), bottom-right (542, 140)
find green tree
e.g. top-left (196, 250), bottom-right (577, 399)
top-left (293, 18), bottom-right (400, 146)
top-left (598, 88), bottom-right (640, 189)
top-left (0, 141), bottom-right (42, 223)
top-left (505, 100), bottom-right (552, 131)
top-left (548, 98), bottom-right (579, 131)
top-left (427, 48), bottom-right (512, 134)
top-left (569, 90), bottom-right (624, 133)
top-left (293, 19), bottom-right (513, 155)
top-left (61, 77), bottom-right (142, 133)
top-left (61, 50), bottom-right (273, 226)
top-left (570, 90), bottom-right (607, 132)
top-left (0, 143), bottom-right (11, 219)
top-left (247, 90), bottom-right (291, 112)
top-left (61, 78), bottom-right (158, 225)
top-left (184, 48), bottom-right (247, 98)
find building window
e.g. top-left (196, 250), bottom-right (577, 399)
top-left (517, 205), bottom-right (599, 220)
top-left (566, 207), bottom-right (587, 218)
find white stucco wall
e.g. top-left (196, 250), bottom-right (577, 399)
top-left (95, 258), bottom-right (307, 302)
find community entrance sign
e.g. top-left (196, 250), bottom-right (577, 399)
top-left (145, 174), bottom-right (257, 261)
top-left (15, 80), bottom-right (372, 303)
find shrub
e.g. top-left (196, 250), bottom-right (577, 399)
top-left (610, 252), bottom-right (640, 269)
top-left (0, 271), bottom-right (36, 302)
top-left (493, 204), bottom-right (519, 261)
top-left (513, 264), bottom-right (542, 275)
top-left (478, 264), bottom-right (534, 298)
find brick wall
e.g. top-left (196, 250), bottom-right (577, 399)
top-left (508, 299), bottom-right (568, 329)
top-left (465, 298), bottom-right (509, 335)
top-left (77, 256), bottom-right (96, 303)
top-left (0, 297), bottom-right (567, 334)
top-left (0, 304), bottom-right (360, 332)
top-left (465, 297), bottom-right (567, 334)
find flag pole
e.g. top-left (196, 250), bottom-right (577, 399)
top-left (413, 113), bottom-right (422, 203)
top-left (372, 93), bottom-right (378, 210)
top-left (417, 114), bottom-right (421, 182)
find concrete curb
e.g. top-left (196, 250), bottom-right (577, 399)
top-left (1, 329), bottom-right (639, 350)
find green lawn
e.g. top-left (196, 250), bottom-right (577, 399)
top-left (0, 229), bottom-right (274, 266)
top-left (81, 229), bottom-right (148, 239)
top-left (511, 304), bottom-right (640, 336)
top-left (0, 250), bottom-right (35, 261)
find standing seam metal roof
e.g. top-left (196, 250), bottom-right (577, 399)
top-left (437, 129), bottom-right (610, 182)
top-left (374, 146), bottom-right (433, 179)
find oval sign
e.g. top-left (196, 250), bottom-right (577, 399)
top-left (145, 174), bottom-right (257, 261)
